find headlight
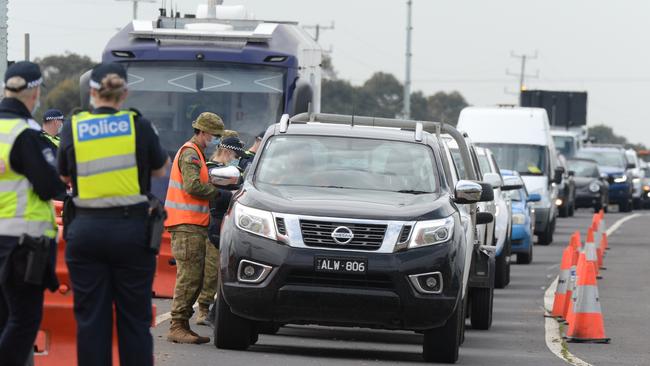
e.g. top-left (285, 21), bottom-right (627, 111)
top-left (512, 213), bottom-right (526, 225)
top-left (633, 178), bottom-right (641, 184)
top-left (234, 203), bottom-right (277, 240)
top-left (643, 185), bottom-right (650, 192)
top-left (589, 182), bottom-right (600, 193)
top-left (408, 216), bottom-right (454, 249)
top-left (555, 198), bottom-right (563, 206)
top-left (614, 175), bottom-right (627, 183)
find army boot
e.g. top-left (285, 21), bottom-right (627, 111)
top-left (195, 304), bottom-right (211, 326)
top-left (167, 320), bottom-right (210, 344)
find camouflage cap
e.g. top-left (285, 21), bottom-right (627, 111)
top-left (192, 112), bottom-right (225, 136)
top-left (222, 130), bottom-right (239, 138)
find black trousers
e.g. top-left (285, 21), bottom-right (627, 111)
top-left (65, 214), bottom-right (155, 366)
top-left (0, 253), bottom-right (43, 366)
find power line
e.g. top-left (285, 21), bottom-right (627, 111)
top-left (302, 21), bottom-right (335, 43)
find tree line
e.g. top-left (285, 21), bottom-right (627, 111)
top-left (28, 52), bottom-right (645, 150)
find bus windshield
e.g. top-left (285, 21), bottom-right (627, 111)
top-left (122, 61), bottom-right (286, 155)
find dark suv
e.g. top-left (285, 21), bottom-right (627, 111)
top-left (213, 113), bottom-right (494, 363)
top-left (576, 145), bottom-right (634, 212)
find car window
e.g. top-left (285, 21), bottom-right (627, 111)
top-left (567, 159), bottom-right (599, 178)
top-left (256, 135), bottom-right (439, 193)
top-left (576, 149), bottom-right (626, 168)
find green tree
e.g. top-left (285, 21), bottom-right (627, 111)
top-left (587, 124), bottom-right (627, 145)
top-left (427, 91), bottom-right (469, 126)
top-left (44, 78), bottom-right (80, 116)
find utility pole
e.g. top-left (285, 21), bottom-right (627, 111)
top-left (0, 0), bottom-right (8, 83)
top-left (506, 51), bottom-right (539, 104)
top-left (23, 33), bottom-right (29, 61)
top-left (402, 0), bottom-right (413, 119)
top-left (303, 21), bottom-right (335, 43)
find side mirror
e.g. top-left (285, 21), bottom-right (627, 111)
top-left (502, 175), bottom-right (524, 191)
top-left (527, 193), bottom-right (541, 202)
top-left (478, 182), bottom-right (495, 202)
top-left (553, 167), bottom-right (564, 184)
top-left (209, 166), bottom-right (241, 186)
top-left (454, 180), bottom-right (482, 204)
top-left (482, 172), bottom-right (503, 189)
top-left (626, 163), bottom-right (636, 170)
top-left (568, 170), bottom-right (575, 177)
top-left (476, 212), bottom-right (494, 225)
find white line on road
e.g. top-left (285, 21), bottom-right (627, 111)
top-left (543, 213), bottom-right (643, 366)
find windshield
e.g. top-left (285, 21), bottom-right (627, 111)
top-left (478, 143), bottom-right (547, 176)
top-left (576, 149), bottom-right (626, 168)
top-left (256, 136), bottom-right (438, 193)
top-left (553, 135), bottom-right (576, 157)
top-left (567, 160), bottom-right (599, 178)
top-left (123, 61), bottom-right (286, 155)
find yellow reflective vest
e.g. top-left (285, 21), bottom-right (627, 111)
top-left (71, 111), bottom-right (147, 208)
top-left (0, 119), bottom-right (57, 238)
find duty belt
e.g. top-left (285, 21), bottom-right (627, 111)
top-left (75, 203), bottom-right (148, 218)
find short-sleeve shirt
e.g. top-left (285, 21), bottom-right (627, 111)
top-left (58, 107), bottom-right (167, 197)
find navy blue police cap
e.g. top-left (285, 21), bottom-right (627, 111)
top-left (4, 61), bottom-right (44, 92)
top-left (89, 62), bottom-right (128, 89)
top-left (43, 109), bottom-right (65, 123)
top-left (220, 137), bottom-right (246, 158)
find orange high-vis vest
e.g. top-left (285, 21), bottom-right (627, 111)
top-left (164, 142), bottom-right (210, 228)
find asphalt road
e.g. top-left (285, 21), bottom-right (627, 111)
top-left (152, 208), bottom-right (637, 365)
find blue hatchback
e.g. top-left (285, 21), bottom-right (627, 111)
top-left (501, 170), bottom-right (540, 265)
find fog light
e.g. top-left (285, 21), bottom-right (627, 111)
top-left (555, 199), bottom-right (563, 206)
top-left (237, 259), bottom-right (273, 284)
top-left (408, 272), bottom-right (443, 294)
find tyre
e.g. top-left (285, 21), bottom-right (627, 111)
top-left (469, 287), bottom-right (493, 330)
top-left (568, 200), bottom-right (575, 217)
top-left (559, 203), bottom-right (569, 218)
top-left (495, 251), bottom-right (508, 288)
top-left (423, 299), bottom-right (462, 363)
top-left (214, 289), bottom-right (253, 350)
top-left (633, 198), bottom-right (642, 210)
top-left (516, 244), bottom-right (533, 264)
top-left (537, 221), bottom-right (553, 245)
top-left (619, 198), bottom-right (631, 213)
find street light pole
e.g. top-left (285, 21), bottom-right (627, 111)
top-left (402, 0), bottom-right (413, 119)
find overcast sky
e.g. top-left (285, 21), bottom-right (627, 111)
top-left (7, 0), bottom-right (650, 145)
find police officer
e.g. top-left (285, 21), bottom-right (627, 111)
top-left (58, 62), bottom-right (169, 366)
top-left (0, 62), bottom-right (65, 366)
top-left (165, 112), bottom-right (227, 343)
top-left (238, 131), bottom-right (264, 171)
top-left (41, 108), bottom-right (64, 149)
top-left (196, 136), bottom-right (245, 326)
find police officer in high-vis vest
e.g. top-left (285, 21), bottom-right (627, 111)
top-left (0, 62), bottom-right (65, 366)
top-left (41, 108), bottom-right (64, 149)
top-left (58, 63), bottom-right (169, 366)
top-left (165, 112), bottom-right (226, 344)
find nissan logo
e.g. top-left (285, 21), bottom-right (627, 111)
top-left (331, 226), bottom-right (354, 244)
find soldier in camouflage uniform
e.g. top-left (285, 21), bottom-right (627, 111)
top-left (165, 112), bottom-right (225, 344)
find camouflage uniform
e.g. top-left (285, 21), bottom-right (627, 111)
top-left (168, 135), bottom-right (222, 323)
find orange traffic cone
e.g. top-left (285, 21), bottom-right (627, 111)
top-left (552, 245), bottom-right (573, 319)
top-left (565, 252), bottom-right (610, 343)
top-left (584, 228), bottom-right (600, 278)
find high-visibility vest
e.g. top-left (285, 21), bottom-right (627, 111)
top-left (42, 132), bottom-right (60, 147)
top-left (164, 142), bottom-right (210, 227)
top-left (71, 111), bottom-right (147, 208)
top-left (0, 119), bottom-right (57, 238)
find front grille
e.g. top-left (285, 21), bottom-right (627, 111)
top-left (398, 225), bottom-right (412, 243)
top-left (300, 220), bottom-right (387, 250)
top-left (276, 217), bottom-right (287, 235)
top-left (285, 270), bottom-right (394, 290)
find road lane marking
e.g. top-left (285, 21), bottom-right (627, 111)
top-left (543, 213), bottom-right (643, 366)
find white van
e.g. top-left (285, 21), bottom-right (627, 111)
top-left (457, 107), bottom-right (563, 245)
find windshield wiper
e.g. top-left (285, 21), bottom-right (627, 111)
top-left (396, 190), bottom-right (431, 194)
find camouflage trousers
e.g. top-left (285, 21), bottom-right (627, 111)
top-left (169, 230), bottom-right (220, 321)
top-left (198, 239), bottom-right (219, 307)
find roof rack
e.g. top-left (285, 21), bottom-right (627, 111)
top-left (288, 112), bottom-right (476, 181)
top-left (130, 20), bottom-right (276, 43)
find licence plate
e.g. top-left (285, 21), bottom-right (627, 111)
top-left (314, 257), bottom-right (367, 274)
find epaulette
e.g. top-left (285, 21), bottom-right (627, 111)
top-left (129, 108), bottom-right (143, 117)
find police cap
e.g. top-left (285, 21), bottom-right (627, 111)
top-left (90, 62), bottom-right (127, 89)
top-left (192, 112), bottom-right (225, 136)
top-left (4, 61), bottom-right (43, 92)
top-left (219, 137), bottom-right (246, 158)
top-left (43, 109), bottom-right (64, 123)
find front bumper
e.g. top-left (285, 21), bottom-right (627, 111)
top-left (510, 225), bottom-right (532, 254)
top-left (608, 183), bottom-right (631, 203)
top-left (575, 192), bottom-right (602, 208)
top-left (219, 220), bottom-right (463, 331)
